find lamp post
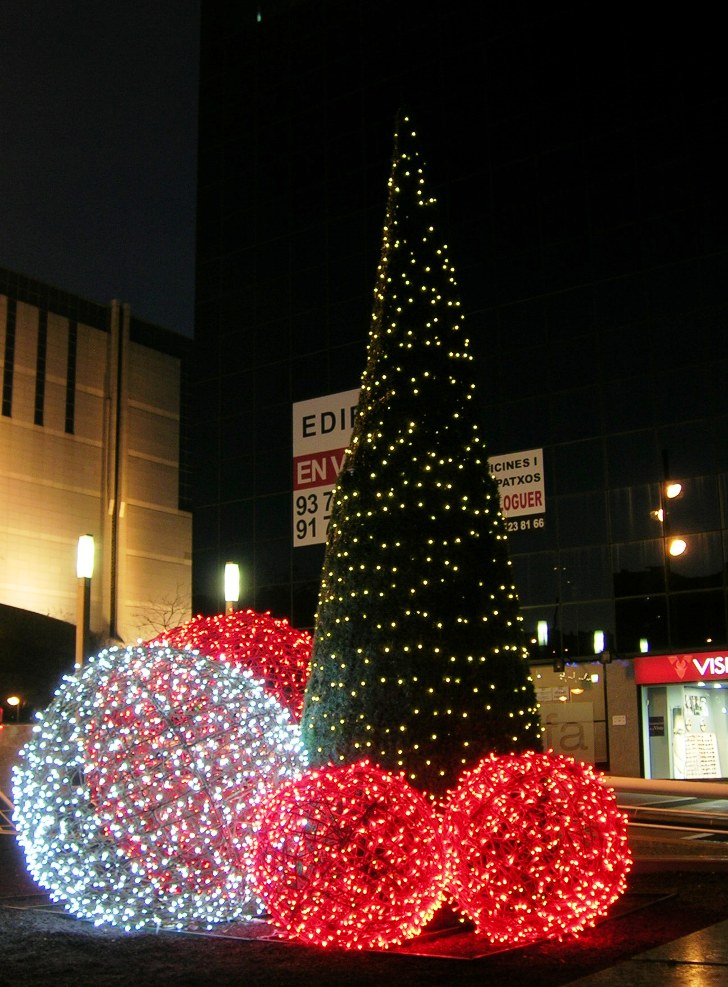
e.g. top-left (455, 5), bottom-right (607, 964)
top-left (224, 562), bottom-right (240, 616)
top-left (6, 695), bottom-right (21, 722)
top-left (594, 629), bottom-right (612, 769)
top-left (75, 534), bottom-right (94, 671)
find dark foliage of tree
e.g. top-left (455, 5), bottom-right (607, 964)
top-left (301, 114), bottom-right (541, 795)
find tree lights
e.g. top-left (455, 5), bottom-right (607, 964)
top-left (441, 750), bottom-right (632, 944)
top-left (249, 759), bottom-right (447, 950)
top-left (13, 644), bottom-right (307, 930)
top-left (302, 113), bottom-right (540, 793)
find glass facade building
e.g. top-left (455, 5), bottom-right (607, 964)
top-left (194, 2), bottom-right (728, 773)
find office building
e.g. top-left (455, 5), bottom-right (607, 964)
top-left (194, 2), bottom-right (728, 778)
top-left (0, 267), bottom-right (192, 711)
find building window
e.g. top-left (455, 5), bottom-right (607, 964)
top-left (2, 297), bottom-right (16, 417)
top-left (34, 309), bottom-right (48, 426)
top-left (65, 319), bottom-right (77, 434)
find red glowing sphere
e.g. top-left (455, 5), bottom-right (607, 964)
top-left (153, 609), bottom-right (312, 721)
top-left (249, 759), bottom-right (446, 950)
top-left (441, 750), bottom-right (631, 944)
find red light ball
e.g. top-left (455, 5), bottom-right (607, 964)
top-left (249, 759), bottom-right (446, 950)
top-left (154, 609), bottom-right (312, 721)
top-left (441, 750), bottom-right (631, 944)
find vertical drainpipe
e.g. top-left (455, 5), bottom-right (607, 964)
top-left (105, 300), bottom-right (130, 642)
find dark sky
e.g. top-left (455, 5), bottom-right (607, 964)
top-left (0, 1), bottom-right (199, 338)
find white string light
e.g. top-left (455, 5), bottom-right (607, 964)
top-left (13, 644), bottom-right (307, 930)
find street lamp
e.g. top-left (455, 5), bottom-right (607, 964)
top-left (6, 695), bottom-right (21, 722)
top-left (224, 562), bottom-right (240, 615)
top-left (593, 629), bottom-right (611, 768)
top-left (75, 534), bottom-right (94, 671)
top-left (654, 451), bottom-right (687, 648)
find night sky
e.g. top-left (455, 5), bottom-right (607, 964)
top-left (0, 1), bottom-right (199, 338)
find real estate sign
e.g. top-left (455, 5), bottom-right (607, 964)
top-left (292, 388), bottom-right (546, 546)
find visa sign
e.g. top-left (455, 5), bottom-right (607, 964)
top-left (634, 650), bottom-right (728, 685)
top-left (693, 654), bottom-right (728, 677)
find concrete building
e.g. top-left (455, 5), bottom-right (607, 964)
top-left (0, 267), bottom-right (192, 712)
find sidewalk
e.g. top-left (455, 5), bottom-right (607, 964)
top-left (565, 918), bottom-right (728, 985)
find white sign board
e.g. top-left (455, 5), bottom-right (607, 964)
top-left (292, 388), bottom-right (546, 546)
top-left (487, 448), bottom-right (546, 533)
top-left (292, 388), bottom-right (360, 546)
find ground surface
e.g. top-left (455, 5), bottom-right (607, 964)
top-left (4, 725), bottom-right (728, 985)
top-left (3, 845), bottom-right (728, 987)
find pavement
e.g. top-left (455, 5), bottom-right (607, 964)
top-left (5, 722), bottom-right (728, 984)
top-left (565, 924), bottom-right (728, 985)
top-left (565, 778), bottom-right (728, 985)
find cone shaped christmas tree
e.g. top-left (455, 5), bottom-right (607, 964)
top-left (301, 113), bottom-right (541, 795)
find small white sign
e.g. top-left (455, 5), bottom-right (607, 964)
top-left (292, 388), bottom-right (360, 546)
top-left (487, 448), bottom-right (545, 519)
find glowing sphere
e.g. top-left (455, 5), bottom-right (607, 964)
top-left (249, 759), bottom-right (446, 950)
top-left (13, 645), bottom-right (307, 930)
top-left (441, 750), bottom-right (631, 944)
top-left (84, 645), bottom-right (307, 919)
top-left (13, 661), bottom-right (180, 930)
top-left (156, 609), bottom-right (312, 721)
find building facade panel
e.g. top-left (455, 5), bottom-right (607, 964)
top-left (0, 269), bottom-right (193, 711)
top-left (128, 405), bottom-right (181, 468)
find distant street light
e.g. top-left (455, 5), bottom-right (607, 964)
top-left (7, 695), bottom-right (21, 722)
top-left (224, 562), bottom-right (240, 615)
top-left (75, 534), bottom-right (94, 671)
top-left (668, 537), bottom-right (687, 557)
top-left (665, 482), bottom-right (683, 500)
top-left (655, 451), bottom-right (688, 647)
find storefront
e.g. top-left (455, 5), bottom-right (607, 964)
top-left (635, 650), bottom-right (728, 781)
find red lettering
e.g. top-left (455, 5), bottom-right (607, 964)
top-left (293, 448), bottom-right (347, 490)
top-left (503, 490), bottom-right (543, 512)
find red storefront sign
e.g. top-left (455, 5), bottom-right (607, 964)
top-left (634, 650), bottom-right (728, 685)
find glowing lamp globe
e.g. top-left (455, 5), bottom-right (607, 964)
top-left (84, 645), bottom-right (307, 919)
top-left (441, 750), bottom-right (631, 944)
top-left (249, 759), bottom-right (446, 950)
top-left (155, 609), bottom-right (312, 722)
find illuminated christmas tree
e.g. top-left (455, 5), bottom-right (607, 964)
top-left (301, 113), bottom-right (541, 795)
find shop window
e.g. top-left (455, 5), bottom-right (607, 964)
top-left (642, 682), bottom-right (728, 781)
